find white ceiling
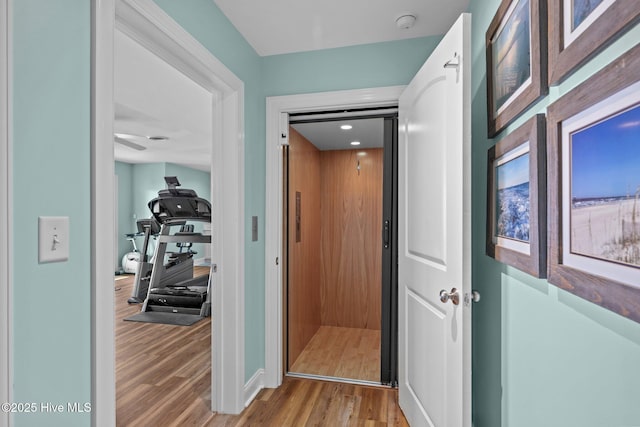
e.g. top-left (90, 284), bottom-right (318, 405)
top-left (114, 30), bottom-right (212, 172)
top-left (114, 2), bottom-right (469, 169)
top-left (214, 0), bottom-right (469, 56)
top-left (292, 118), bottom-right (384, 151)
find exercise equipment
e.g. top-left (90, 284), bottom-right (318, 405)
top-left (127, 218), bottom-right (161, 304)
top-left (121, 230), bottom-right (142, 274)
top-left (135, 176), bottom-right (213, 318)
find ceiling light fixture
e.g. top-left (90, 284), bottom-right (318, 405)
top-left (114, 134), bottom-right (146, 151)
top-left (340, 124), bottom-right (353, 130)
top-left (114, 132), bottom-right (139, 140)
top-left (350, 141), bottom-right (361, 146)
top-left (147, 135), bottom-right (169, 141)
top-left (396, 14), bottom-right (416, 30)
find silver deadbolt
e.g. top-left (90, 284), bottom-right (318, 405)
top-left (439, 288), bottom-right (460, 305)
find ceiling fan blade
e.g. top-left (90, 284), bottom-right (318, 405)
top-left (114, 135), bottom-right (146, 151)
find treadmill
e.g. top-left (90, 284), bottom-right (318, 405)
top-left (139, 176), bottom-right (213, 317)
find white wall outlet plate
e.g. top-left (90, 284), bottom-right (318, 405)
top-left (38, 216), bottom-right (69, 263)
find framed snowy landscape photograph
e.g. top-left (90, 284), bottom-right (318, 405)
top-left (547, 44), bottom-right (640, 322)
top-left (487, 114), bottom-right (546, 277)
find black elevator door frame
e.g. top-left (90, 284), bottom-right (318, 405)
top-left (287, 111), bottom-right (399, 386)
top-left (380, 115), bottom-right (398, 386)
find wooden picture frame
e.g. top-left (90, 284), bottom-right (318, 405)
top-left (487, 114), bottom-right (547, 278)
top-left (486, 0), bottom-right (548, 138)
top-left (547, 44), bottom-right (640, 323)
top-left (548, 0), bottom-right (640, 85)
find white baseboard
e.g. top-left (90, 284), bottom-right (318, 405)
top-left (244, 368), bottom-right (265, 407)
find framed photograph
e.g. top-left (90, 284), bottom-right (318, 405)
top-left (487, 114), bottom-right (546, 277)
top-left (486, 0), bottom-right (548, 138)
top-left (547, 44), bottom-right (640, 322)
top-left (548, 0), bottom-right (640, 85)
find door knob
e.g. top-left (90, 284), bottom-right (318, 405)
top-left (463, 290), bottom-right (481, 306)
top-left (439, 288), bottom-right (459, 305)
top-left (470, 290), bottom-right (480, 303)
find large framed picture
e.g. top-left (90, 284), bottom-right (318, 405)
top-left (548, 0), bottom-right (640, 85)
top-left (486, 0), bottom-right (548, 137)
top-left (547, 44), bottom-right (640, 322)
top-left (487, 114), bottom-right (546, 277)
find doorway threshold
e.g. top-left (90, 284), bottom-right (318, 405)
top-left (286, 372), bottom-right (390, 388)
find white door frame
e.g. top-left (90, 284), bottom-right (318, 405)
top-left (1, 1), bottom-right (11, 426)
top-left (92, 0), bottom-right (246, 424)
top-left (264, 86), bottom-right (404, 387)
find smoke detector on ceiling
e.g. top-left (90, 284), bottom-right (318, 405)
top-left (396, 14), bottom-right (416, 30)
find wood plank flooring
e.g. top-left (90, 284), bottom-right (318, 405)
top-left (115, 269), bottom-right (407, 426)
top-left (209, 376), bottom-right (409, 427)
top-left (115, 267), bottom-right (216, 426)
top-left (289, 326), bottom-right (381, 382)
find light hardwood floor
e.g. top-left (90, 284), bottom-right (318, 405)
top-left (115, 267), bottom-right (215, 426)
top-left (289, 326), bottom-right (381, 382)
top-left (209, 376), bottom-right (409, 427)
top-left (115, 270), bottom-right (406, 426)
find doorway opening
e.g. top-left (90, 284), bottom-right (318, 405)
top-left (283, 109), bottom-right (398, 386)
top-left (112, 26), bottom-right (214, 424)
top-left (93, 0), bottom-right (246, 421)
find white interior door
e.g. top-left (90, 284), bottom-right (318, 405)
top-left (398, 13), bottom-right (472, 427)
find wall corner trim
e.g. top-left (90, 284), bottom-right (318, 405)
top-left (0, 1), bottom-right (11, 425)
top-left (244, 369), bottom-right (265, 408)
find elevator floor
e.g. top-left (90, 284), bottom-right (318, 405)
top-left (289, 325), bottom-right (381, 382)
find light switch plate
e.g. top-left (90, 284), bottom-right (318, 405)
top-left (38, 216), bottom-right (69, 263)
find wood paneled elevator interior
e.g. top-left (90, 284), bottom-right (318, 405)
top-left (285, 117), bottom-right (389, 384)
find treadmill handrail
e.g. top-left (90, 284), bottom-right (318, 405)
top-left (158, 234), bottom-right (211, 244)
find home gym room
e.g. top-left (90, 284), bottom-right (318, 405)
top-left (112, 28), bottom-right (215, 424)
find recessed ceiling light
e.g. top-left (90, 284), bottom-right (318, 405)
top-left (341, 124), bottom-right (353, 130)
top-left (147, 135), bottom-right (169, 141)
top-left (350, 141), bottom-right (361, 146)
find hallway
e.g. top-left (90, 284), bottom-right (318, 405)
top-left (115, 271), bottom-right (406, 426)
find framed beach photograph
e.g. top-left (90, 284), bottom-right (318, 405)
top-left (548, 0), bottom-right (640, 85)
top-left (486, 0), bottom-right (547, 137)
top-left (547, 44), bottom-right (640, 322)
top-left (487, 114), bottom-right (546, 277)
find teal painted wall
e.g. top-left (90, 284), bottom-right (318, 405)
top-left (468, 1), bottom-right (640, 425)
top-left (131, 163), bottom-right (166, 225)
top-left (115, 161), bottom-right (135, 268)
top-left (262, 36), bottom-right (442, 96)
top-left (11, 1), bottom-right (91, 426)
top-left (164, 163), bottom-right (210, 201)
